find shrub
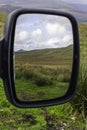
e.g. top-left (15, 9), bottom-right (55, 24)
top-left (15, 66), bottom-right (53, 86)
top-left (15, 66), bottom-right (36, 80)
top-left (34, 74), bottom-right (53, 86)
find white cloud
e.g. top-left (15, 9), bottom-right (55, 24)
top-left (46, 23), bottom-right (66, 36)
top-left (47, 38), bottom-right (59, 47)
top-left (61, 35), bottom-right (72, 47)
top-left (62, 35), bottom-right (71, 43)
top-left (46, 23), bottom-right (59, 35)
top-left (59, 26), bottom-right (66, 33)
top-left (32, 29), bottom-right (42, 42)
top-left (15, 31), bottom-right (29, 42)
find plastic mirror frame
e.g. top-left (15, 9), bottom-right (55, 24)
top-left (0, 8), bottom-right (79, 108)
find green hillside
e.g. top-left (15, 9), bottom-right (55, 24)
top-left (15, 45), bottom-right (73, 66)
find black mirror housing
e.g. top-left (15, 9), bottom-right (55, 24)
top-left (0, 9), bottom-right (79, 108)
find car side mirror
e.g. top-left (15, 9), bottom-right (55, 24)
top-left (0, 9), bottom-right (79, 108)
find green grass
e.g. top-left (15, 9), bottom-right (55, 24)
top-left (0, 79), bottom-right (85, 129)
top-left (71, 23), bottom-right (87, 116)
top-left (0, 12), bottom-right (7, 38)
top-left (15, 46), bottom-right (72, 102)
top-left (15, 64), bottom-right (71, 100)
top-left (0, 12), bottom-right (86, 129)
top-left (15, 79), bottom-right (68, 101)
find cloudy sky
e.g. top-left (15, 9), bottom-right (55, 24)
top-left (62, 0), bottom-right (87, 4)
top-left (14, 14), bottom-right (73, 51)
top-left (0, 0), bottom-right (87, 5)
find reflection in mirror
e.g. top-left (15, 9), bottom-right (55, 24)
top-left (14, 14), bottom-right (73, 102)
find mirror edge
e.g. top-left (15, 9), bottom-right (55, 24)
top-left (3, 8), bottom-right (79, 108)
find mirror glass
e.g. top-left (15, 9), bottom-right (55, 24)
top-left (14, 14), bottom-right (73, 102)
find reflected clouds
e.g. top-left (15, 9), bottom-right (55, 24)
top-left (14, 14), bottom-right (73, 51)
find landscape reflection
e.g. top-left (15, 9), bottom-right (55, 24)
top-left (14, 14), bottom-right (73, 101)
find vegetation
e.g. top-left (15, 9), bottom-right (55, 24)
top-left (0, 12), bottom-right (7, 38)
top-left (0, 12), bottom-right (87, 129)
top-left (71, 24), bottom-right (87, 117)
top-left (15, 46), bottom-right (72, 101)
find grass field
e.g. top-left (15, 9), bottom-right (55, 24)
top-left (0, 12), bottom-right (86, 129)
top-left (15, 46), bottom-right (73, 101)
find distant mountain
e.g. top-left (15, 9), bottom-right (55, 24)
top-left (0, 0), bottom-right (74, 13)
top-left (16, 49), bottom-right (25, 53)
top-left (71, 3), bottom-right (87, 12)
top-left (0, 1), bottom-right (87, 22)
top-left (0, 0), bottom-right (75, 10)
top-left (0, 4), bottom-right (20, 13)
top-left (15, 45), bottom-right (73, 65)
top-left (60, 8), bottom-right (87, 23)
